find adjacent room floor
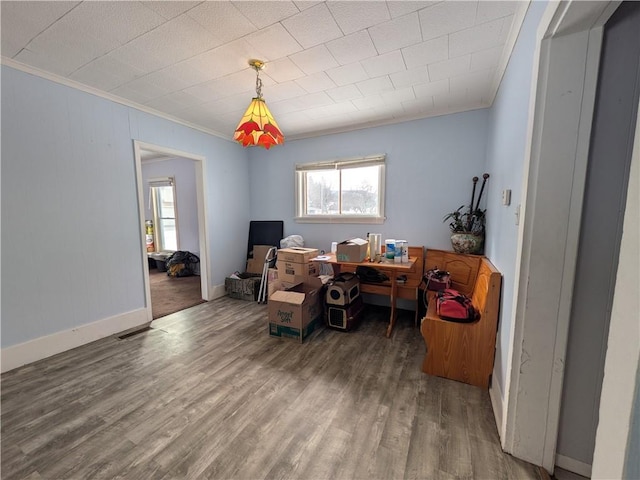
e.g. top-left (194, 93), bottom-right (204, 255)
top-left (1, 298), bottom-right (544, 479)
top-left (149, 267), bottom-right (204, 319)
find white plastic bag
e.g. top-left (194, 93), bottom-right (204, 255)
top-left (280, 235), bottom-right (304, 248)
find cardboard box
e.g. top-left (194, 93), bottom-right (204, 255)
top-left (268, 278), bottom-right (324, 343)
top-left (336, 238), bottom-right (369, 262)
top-left (277, 247), bottom-right (319, 264)
top-left (247, 245), bottom-right (276, 274)
top-left (276, 259), bottom-right (318, 282)
top-left (225, 273), bottom-right (262, 301)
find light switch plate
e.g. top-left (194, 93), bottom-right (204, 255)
top-left (502, 189), bottom-right (512, 206)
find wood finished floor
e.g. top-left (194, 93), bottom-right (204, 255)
top-left (1, 297), bottom-right (543, 480)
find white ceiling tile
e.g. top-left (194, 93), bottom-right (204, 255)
top-left (387, 1), bottom-right (439, 18)
top-left (134, 69), bottom-right (194, 94)
top-left (294, 1), bottom-right (323, 11)
top-left (428, 55), bottom-right (470, 82)
top-left (111, 79), bottom-right (169, 104)
top-left (186, 2), bottom-right (257, 44)
top-left (402, 96), bottom-right (435, 115)
top-left (390, 67), bottom-right (429, 89)
top-left (271, 92), bottom-right (334, 114)
top-left (282, 3), bottom-right (343, 48)
top-left (381, 87), bottom-right (415, 105)
top-left (419, 2), bottom-right (478, 41)
top-left (326, 1), bottom-right (390, 35)
top-left (245, 23), bottom-right (303, 60)
top-left (401, 35), bottom-right (448, 69)
top-left (232, 1), bottom-right (300, 29)
top-left (326, 63), bottom-right (369, 86)
top-left (313, 101), bottom-right (358, 118)
top-left (201, 93), bottom-right (254, 116)
top-left (146, 91), bottom-right (203, 114)
top-left (108, 41), bottom-right (168, 73)
top-left (261, 81), bottom-right (308, 102)
top-left (470, 45), bottom-right (503, 71)
top-left (0, 0), bottom-right (528, 140)
top-left (69, 2), bottom-right (165, 47)
top-left (141, 1), bottom-right (200, 20)
top-left (184, 69), bottom-right (263, 103)
top-left (449, 16), bottom-right (509, 58)
top-left (265, 57), bottom-right (306, 83)
top-left (476, 1), bottom-right (520, 24)
top-left (326, 84), bottom-right (363, 102)
top-left (121, 15), bottom-right (221, 70)
top-left (361, 50), bottom-right (405, 78)
top-left (433, 91), bottom-right (471, 111)
top-left (326, 30), bottom-right (377, 66)
top-left (369, 12), bottom-right (422, 54)
top-left (70, 55), bottom-right (146, 91)
top-left (0, 1), bottom-right (79, 58)
top-left (413, 78), bottom-right (449, 98)
top-left (159, 58), bottom-right (218, 89)
top-left (189, 39), bottom-right (268, 79)
top-left (352, 95), bottom-right (386, 110)
top-left (289, 45), bottom-right (339, 74)
top-left (295, 72), bottom-right (336, 93)
top-left (356, 76), bottom-right (394, 96)
top-left (16, 27), bottom-right (113, 76)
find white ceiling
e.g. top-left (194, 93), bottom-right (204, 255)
top-left (1, 1), bottom-right (529, 142)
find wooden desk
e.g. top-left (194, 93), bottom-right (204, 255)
top-left (321, 253), bottom-right (417, 337)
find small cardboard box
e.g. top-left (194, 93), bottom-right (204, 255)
top-left (225, 273), bottom-right (262, 301)
top-left (336, 238), bottom-right (369, 262)
top-left (268, 278), bottom-right (324, 343)
top-left (277, 247), bottom-right (319, 264)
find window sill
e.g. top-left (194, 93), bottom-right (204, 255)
top-left (294, 216), bottom-right (385, 224)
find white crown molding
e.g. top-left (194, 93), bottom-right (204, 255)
top-left (1, 56), bottom-right (234, 143)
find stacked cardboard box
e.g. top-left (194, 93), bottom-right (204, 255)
top-left (275, 247), bottom-right (320, 284)
top-left (267, 247), bottom-right (325, 343)
top-left (268, 276), bottom-right (324, 343)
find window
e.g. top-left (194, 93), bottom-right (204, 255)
top-left (149, 177), bottom-right (178, 251)
top-left (295, 154), bottom-right (386, 223)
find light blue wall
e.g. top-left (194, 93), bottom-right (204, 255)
top-left (1, 66), bottom-right (249, 348)
top-left (484, 1), bottom-right (548, 394)
top-left (249, 110), bottom-right (490, 254)
top-left (142, 158), bottom-right (199, 255)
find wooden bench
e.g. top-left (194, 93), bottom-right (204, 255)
top-left (420, 249), bottom-right (501, 388)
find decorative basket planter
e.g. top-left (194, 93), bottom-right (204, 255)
top-left (450, 232), bottom-right (484, 255)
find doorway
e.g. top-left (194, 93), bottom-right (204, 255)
top-left (133, 141), bottom-right (209, 322)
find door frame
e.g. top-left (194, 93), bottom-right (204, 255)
top-left (133, 140), bottom-right (210, 322)
top-left (500, 0), bottom-right (622, 473)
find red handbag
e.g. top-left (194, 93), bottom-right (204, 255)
top-left (424, 268), bottom-right (451, 291)
top-left (436, 289), bottom-right (478, 323)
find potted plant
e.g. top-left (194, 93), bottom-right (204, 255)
top-left (443, 174), bottom-right (489, 255)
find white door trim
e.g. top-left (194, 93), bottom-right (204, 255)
top-left (502, 0), bottom-right (620, 472)
top-left (133, 140), bottom-right (211, 323)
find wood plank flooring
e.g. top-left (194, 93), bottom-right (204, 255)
top-left (1, 297), bottom-right (543, 480)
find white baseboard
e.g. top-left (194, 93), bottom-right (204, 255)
top-left (555, 454), bottom-right (592, 478)
top-left (1, 308), bottom-right (148, 373)
top-left (210, 283), bottom-right (227, 301)
top-left (489, 370), bottom-right (505, 444)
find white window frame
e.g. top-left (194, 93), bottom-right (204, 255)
top-left (149, 176), bottom-right (179, 252)
top-left (295, 154), bottom-right (386, 224)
